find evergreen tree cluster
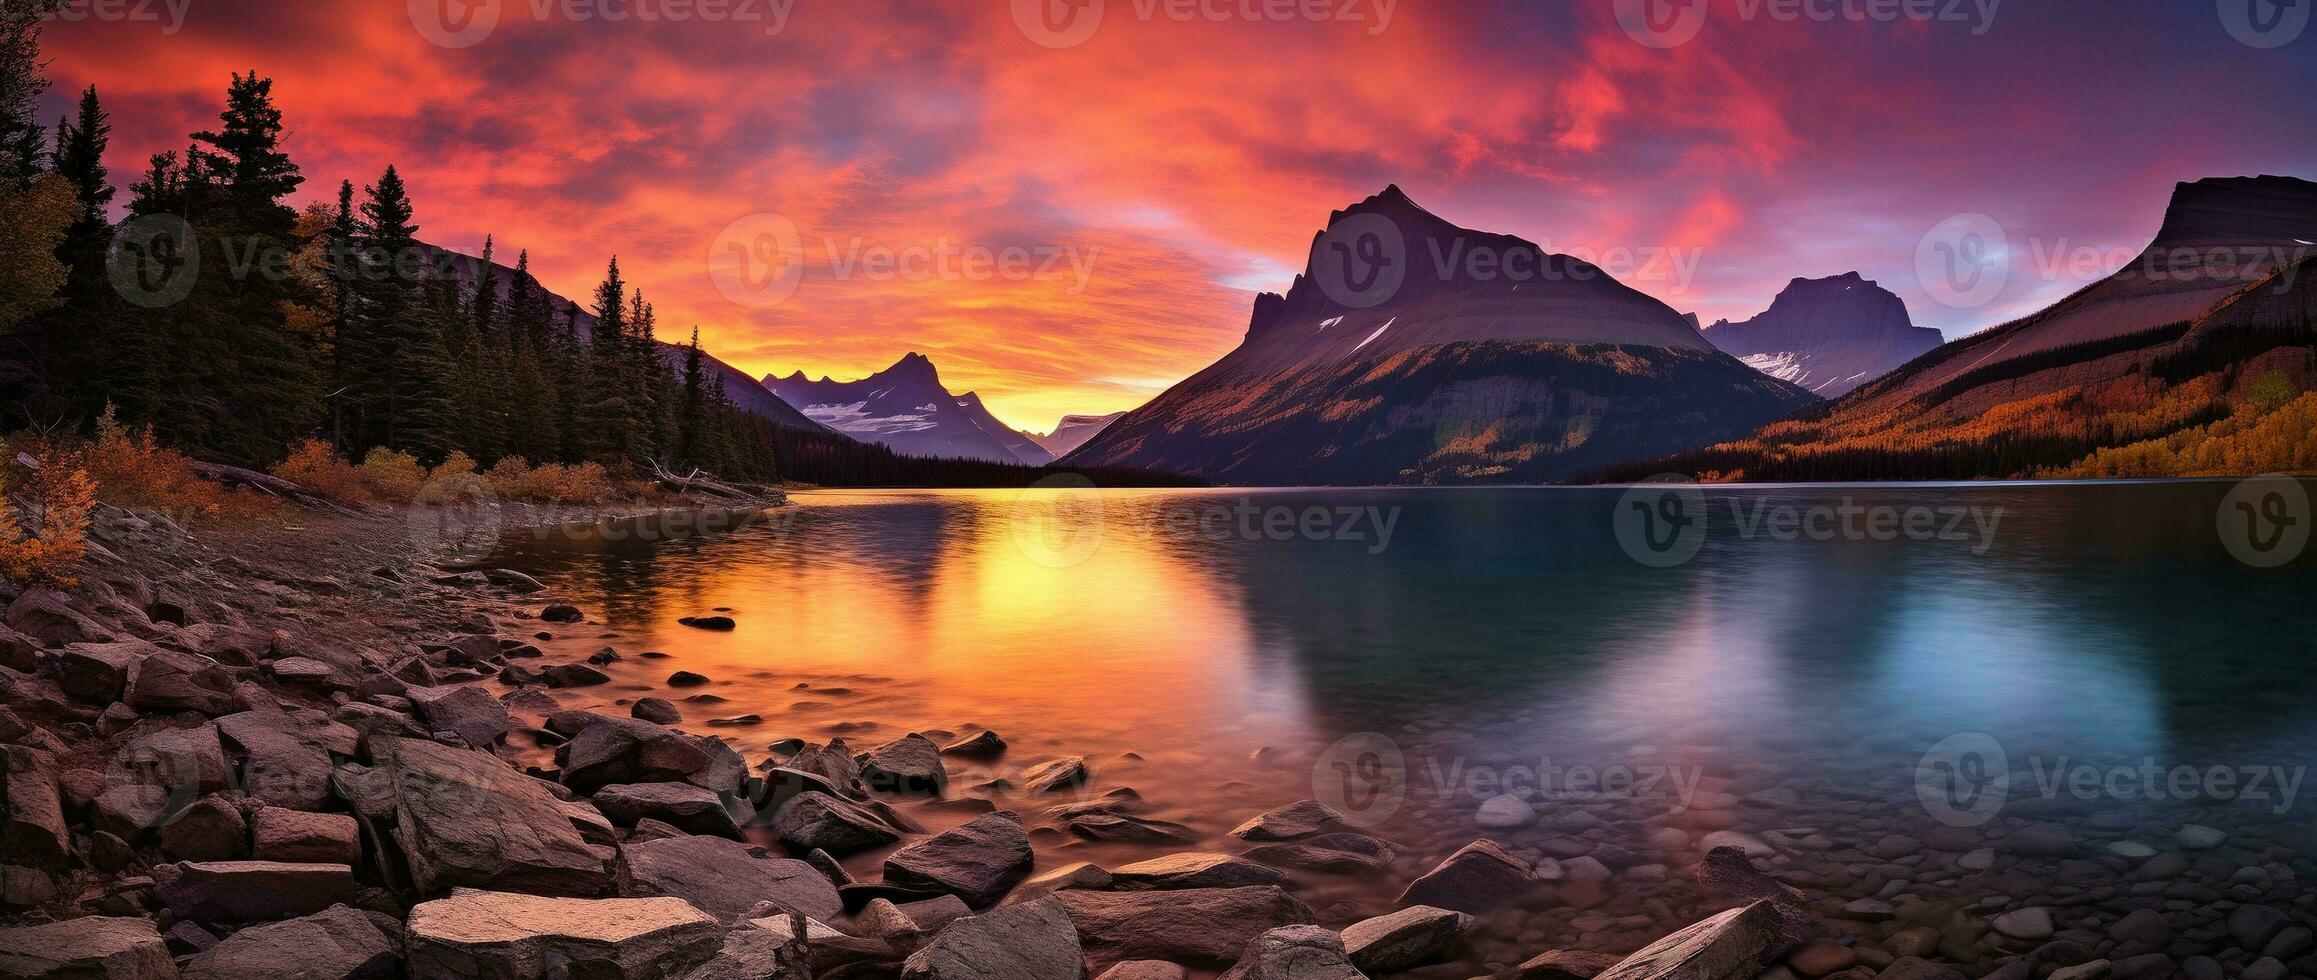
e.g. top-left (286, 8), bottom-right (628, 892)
top-left (6, 63), bottom-right (782, 483)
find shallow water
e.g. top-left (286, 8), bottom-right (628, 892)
top-left (486, 482), bottom-right (2317, 966)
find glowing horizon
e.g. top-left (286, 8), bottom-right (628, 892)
top-left (39, 1), bottom-right (2317, 430)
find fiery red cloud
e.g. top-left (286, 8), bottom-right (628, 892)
top-left (36, 0), bottom-right (2317, 429)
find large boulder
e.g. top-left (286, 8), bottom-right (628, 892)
top-left (901, 897), bottom-right (1083, 980)
top-left (0, 744), bottom-right (69, 870)
top-left (216, 708), bottom-right (356, 811)
top-left (784, 740), bottom-right (863, 792)
top-left (1109, 853), bottom-right (1290, 892)
top-left (404, 890), bottom-right (721, 980)
top-left (55, 640), bottom-right (146, 702)
top-left (183, 905), bottom-right (400, 980)
top-left (9, 589), bottom-right (111, 648)
top-left (1341, 905), bottom-right (1472, 974)
top-left (1592, 901), bottom-right (1790, 980)
top-left (557, 715), bottom-right (745, 795)
top-left (861, 734), bottom-right (949, 796)
top-left (621, 835), bottom-right (842, 923)
top-left (1397, 839), bottom-right (1538, 913)
top-left (127, 649), bottom-right (239, 716)
top-left (97, 722), bottom-right (229, 840)
top-left (152, 860), bottom-right (358, 923)
top-left (402, 685), bottom-right (511, 748)
top-left (158, 794), bottom-right (248, 862)
top-left (592, 782), bottom-right (742, 839)
top-left (1057, 886), bottom-right (1315, 969)
top-left (0, 916), bottom-right (174, 979)
top-left (768, 791), bottom-right (902, 856)
top-left (883, 811), bottom-right (1033, 908)
top-left (372, 736), bottom-right (614, 896)
top-left (1216, 926), bottom-right (1363, 980)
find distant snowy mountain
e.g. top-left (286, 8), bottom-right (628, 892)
top-left (1701, 272), bottom-right (1944, 397)
top-left (763, 353), bottom-right (1054, 465)
top-left (1025, 412), bottom-right (1125, 457)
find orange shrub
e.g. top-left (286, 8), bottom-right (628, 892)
top-left (272, 439), bottom-right (376, 503)
top-left (357, 447), bottom-right (426, 502)
top-left (484, 456), bottom-right (618, 504)
top-left (0, 461), bottom-right (94, 587)
top-left (63, 408), bottom-right (224, 517)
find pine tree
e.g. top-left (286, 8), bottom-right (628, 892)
top-left (577, 258), bottom-right (637, 465)
top-left (346, 165), bottom-right (454, 460)
top-left (35, 85), bottom-right (115, 420)
top-left (677, 326), bottom-right (706, 468)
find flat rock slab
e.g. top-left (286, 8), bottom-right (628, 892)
top-left (592, 782), bottom-right (742, 839)
top-left (1057, 886), bottom-right (1316, 969)
top-left (406, 890), bottom-right (721, 980)
top-left (250, 807), bottom-right (360, 865)
top-left (373, 736), bottom-right (614, 897)
top-left (901, 897), bottom-right (1083, 980)
top-left (1109, 852), bottom-right (1291, 891)
top-left (1341, 904), bottom-right (1474, 974)
top-left (184, 905), bottom-right (400, 980)
top-left (0, 916), bottom-right (174, 980)
top-left (622, 834), bottom-right (842, 923)
top-left (153, 860), bottom-right (357, 923)
top-left (1227, 800), bottom-right (1343, 842)
top-left (1593, 901), bottom-right (1789, 980)
top-left (1520, 949), bottom-right (1625, 980)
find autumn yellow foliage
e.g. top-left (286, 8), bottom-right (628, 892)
top-left (0, 461), bottom-right (94, 587)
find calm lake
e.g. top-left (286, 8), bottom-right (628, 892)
top-left (486, 482), bottom-right (2317, 965)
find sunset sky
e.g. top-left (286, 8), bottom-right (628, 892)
top-left (38, 1), bottom-right (2317, 430)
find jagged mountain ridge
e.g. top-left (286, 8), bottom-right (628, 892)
top-left (1638, 175), bottom-right (2317, 480)
top-left (1066, 187), bottom-right (1816, 484)
top-left (764, 353), bottom-right (1054, 465)
top-left (1703, 272), bottom-right (1946, 397)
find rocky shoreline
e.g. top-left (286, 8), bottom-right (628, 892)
top-left (0, 501), bottom-right (2310, 979)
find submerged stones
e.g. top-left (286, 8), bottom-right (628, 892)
top-left (1227, 800), bottom-right (1343, 842)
